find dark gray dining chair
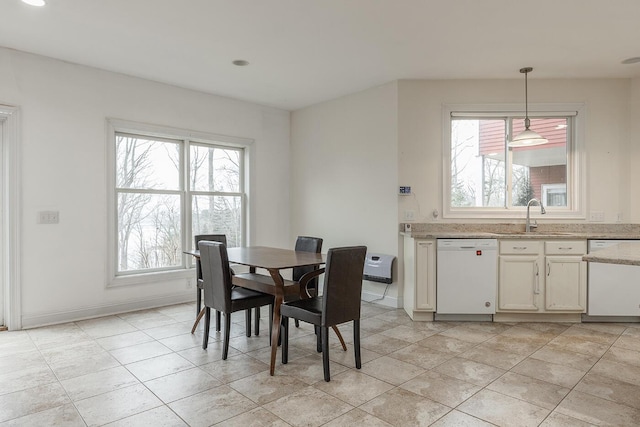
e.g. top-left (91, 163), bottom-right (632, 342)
top-left (192, 234), bottom-right (227, 333)
top-left (199, 241), bottom-right (274, 359)
top-left (292, 236), bottom-right (323, 328)
top-left (192, 234), bottom-right (269, 336)
top-left (280, 246), bottom-right (367, 381)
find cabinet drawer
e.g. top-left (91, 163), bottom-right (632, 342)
top-left (499, 240), bottom-right (542, 255)
top-left (545, 241), bottom-right (586, 255)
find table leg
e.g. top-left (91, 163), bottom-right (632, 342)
top-left (267, 269), bottom-right (285, 376)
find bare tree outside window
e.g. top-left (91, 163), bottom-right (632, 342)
top-left (190, 145), bottom-right (242, 247)
top-left (115, 132), bottom-right (244, 275)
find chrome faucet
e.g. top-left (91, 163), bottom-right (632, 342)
top-left (526, 198), bottom-right (546, 232)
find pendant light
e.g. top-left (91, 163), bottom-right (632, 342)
top-left (509, 67), bottom-right (548, 147)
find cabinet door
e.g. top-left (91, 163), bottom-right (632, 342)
top-left (498, 255), bottom-right (540, 311)
top-left (545, 256), bottom-right (586, 312)
top-left (415, 240), bottom-right (436, 311)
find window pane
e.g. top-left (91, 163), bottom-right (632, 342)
top-left (511, 118), bottom-right (568, 207)
top-left (117, 192), bottom-right (181, 272)
top-left (451, 119), bottom-right (506, 207)
top-left (116, 134), bottom-right (180, 190)
top-left (192, 195), bottom-right (242, 247)
top-left (190, 145), bottom-right (240, 192)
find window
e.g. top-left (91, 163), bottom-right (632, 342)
top-left (444, 104), bottom-right (584, 219)
top-left (108, 120), bottom-right (251, 283)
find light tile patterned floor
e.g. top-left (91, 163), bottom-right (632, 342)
top-left (3, 302), bottom-right (640, 426)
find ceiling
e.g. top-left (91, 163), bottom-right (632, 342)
top-left (2, 0), bottom-right (640, 111)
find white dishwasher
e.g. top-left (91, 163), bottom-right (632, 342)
top-left (588, 240), bottom-right (640, 316)
top-left (437, 239), bottom-right (498, 314)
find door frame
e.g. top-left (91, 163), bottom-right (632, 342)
top-left (1, 104), bottom-right (21, 330)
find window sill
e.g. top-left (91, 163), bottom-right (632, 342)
top-left (108, 268), bottom-right (194, 288)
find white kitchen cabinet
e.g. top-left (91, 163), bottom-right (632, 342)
top-left (499, 254), bottom-right (541, 311)
top-left (544, 241), bottom-right (587, 311)
top-left (497, 239), bottom-right (586, 314)
top-left (403, 236), bottom-right (436, 320)
top-left (498, 240), bottom-right (542, 311)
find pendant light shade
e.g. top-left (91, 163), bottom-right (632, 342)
top-left (509, 67), bottom-right (548, 147)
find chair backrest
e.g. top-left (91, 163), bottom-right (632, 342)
top-left (194, 234), bottom-right (227, 280)
top-left (321, 246), bottom-right (367, 327)
top-left (293, 236), bottom-right (323, 284)
top-left (198, 241), bottom-right (233, 313)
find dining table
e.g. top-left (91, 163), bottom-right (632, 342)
top-left (184, 246), bottom-right (326, 375)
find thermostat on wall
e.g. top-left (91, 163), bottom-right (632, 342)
top-left (399, 186), bottom-right (411, 195)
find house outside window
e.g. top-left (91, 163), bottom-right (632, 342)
top-left (107, 120), bottom-right (251, 285)
top-left (443, 104), bottom-right (584, 219)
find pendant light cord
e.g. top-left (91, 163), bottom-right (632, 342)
top-left (520, 67), bottom-right (533, 131)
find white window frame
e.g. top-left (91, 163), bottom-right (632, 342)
top-left (442, 103), bottom-right (586, 220)
top-left (106, 119), bottom-right (253, 287)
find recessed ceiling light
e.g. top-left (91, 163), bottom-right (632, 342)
top-left (621, 57), bottom-right (640, 65)
top-left (21, 0), bottom-right (46, 6)
top-left (232, 60), bottom-right (250, 67)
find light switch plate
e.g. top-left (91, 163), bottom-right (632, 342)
top-left (38, 211), bottom-right (59, 224)
top-left (589, 211), bottom-right (605, 222)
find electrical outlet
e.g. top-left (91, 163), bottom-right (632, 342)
top-left (617, 212), bottom-right (623, 223)
top-left (186, 279), bottom-right (193, 290)
top-left (38, 211), bottom-right (59, 224)
top-left (404, 210), bottom-right (415, 221)
top-left (589, 211), bottom-right (605, 222)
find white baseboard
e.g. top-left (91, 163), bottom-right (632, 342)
top-left (20, 292), bottom-right (194, 329)
top-left (361, 291), bottom-right (401, 309)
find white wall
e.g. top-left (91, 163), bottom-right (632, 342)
top-left (398, 78), bottom-right (633, 224)
top-left (0, 47), bottom-right (291, 328)
top-left (629, 77), bottom-right (640, 223)
top-left (290, 77), bottom-right (637, 306)
top-left (290, 82), bottom-right (400, 306)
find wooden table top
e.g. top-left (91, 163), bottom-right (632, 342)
top-left (184, 246), bottom-right (325, 270)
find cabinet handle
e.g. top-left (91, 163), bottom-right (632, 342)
top-left (534, 263), bottom-right (540, 294)
top-left (558, 247), bottom-right (573, 250)
top-left (547, 261), bottom-right (550, 276)
top-left (513, 246), bottom-right (527, 250)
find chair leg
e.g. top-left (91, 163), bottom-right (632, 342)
top-left (223, 313), bottom-right (231, 360)
top-left (322, 326), bottom-right (330, 382)
top-left (315, 325), bottom-right (322, 353)
top-left (268, 303), bottom-right (274, 345)
top-left (281, 316), bottom-right (289, 364)
top-left (255, 307), bottom-right (260, 335)
top-left (196, 287), bottom-right (202, 316)
top-left (331, 326), bottom-right (347, 352)
top-left (191, 308), bottom-right (205, 334)
top-left (269, 304), bottom-right (273, 339)
top-left (202, 307), bottom-right (211, 350)
top-left (245, 309), bottom-right (252, 337)
top-left (215, 310), bottom-right (221, 332)
top-left (354, 319), bottom-right (361, 369)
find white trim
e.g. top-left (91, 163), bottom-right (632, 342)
top-left (442, 103), bottom-right (586, 220)
top-left (0, 104), bottom-right (21, 330)
top-left (21, 291), bottom-right (194, 329)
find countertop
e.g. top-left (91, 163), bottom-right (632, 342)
top-left (403, 231), bottom-right (640, 240)
top-left (401, 223), bottom-right (640, 241)
top-left (582, 242), bottom-right (640, 266)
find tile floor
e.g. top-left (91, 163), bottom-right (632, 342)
top-left (2, 302), bottom-right (640, 426)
